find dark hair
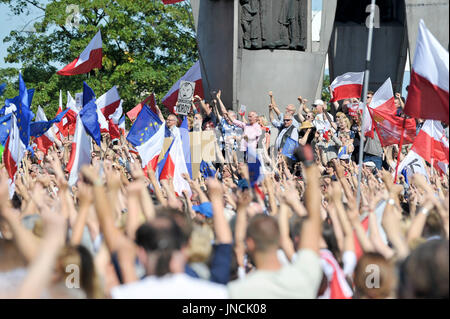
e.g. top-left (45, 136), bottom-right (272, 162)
top-left (135, 216), bottom-right (185, 277)
top-left (246, 214), bottom-right (279, 252)
top-left (322, 219), bottom-right (342, 267)
top-left (354, 252), bottom-right (395, 299)
top-left (11, 193), bottom-right (22, 210)
top-left (398, 239), bottom-right (449, 299)
top-left (76, 245), bottom-right (101, 299)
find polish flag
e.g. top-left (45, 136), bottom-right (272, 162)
top-left (158, 135), bottom-right (192, 197)
top-left (412, 120), bottom-right (449, 165)
top-left (330, 72), bottom-right (364, 102)
top-left (67, 114), bottom-right (92, 186)
top-left (34, 106), bottom-right (58, 154)
top-left (57, 92), bottom-right (79, 137)
top-left (57, 31), bottom-right (103, 76)
top-left (320, 249), bottom-right (353, 299)
top-left (136, 124), bottom-right (166, 175)
top-left (127, 93), bottom-right (156, 122)
top-left (365, 78), bottom-right (416, 146)
top-left (2, 114), bottom-right (26, 198)
top-left (404, 20), bottom-right (449, 124)
top-left (96, 86), bottom-right (121, 119)
top-left (363, 79), bottom-right (396, 138)
top-left (108, 101), bottom-right (123, 141)
top-left (118, 116), bottom-right (125, 136)
top-left (162, 61), bottom-right (204, 113)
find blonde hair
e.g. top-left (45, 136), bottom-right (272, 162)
top-left (187, 224), bottom-right (213, 263)
top-left (258, 115), bottom-right (269, 127)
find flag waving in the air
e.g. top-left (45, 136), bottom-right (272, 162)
top-left (330, 72), bottom-right (364, 102)
top-left (57, 30), bottom-right (103, 76)
top-left (404, 20), bottom-right (449, 124)
top-left (162, 61), bottom-right (204, 113)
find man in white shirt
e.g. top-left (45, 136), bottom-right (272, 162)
top-left (312, 99), bottom-right (334, 133)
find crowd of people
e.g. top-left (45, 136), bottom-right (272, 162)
top-left (0, 89), bottom-right (448, 299)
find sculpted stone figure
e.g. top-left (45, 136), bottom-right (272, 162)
top-left (240, 0), bottom-right (306, 50)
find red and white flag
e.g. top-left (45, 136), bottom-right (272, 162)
top-left (108, 100), bottom-right (123, 140)
top-left (34, 106), bottom-right (58, 154)
top-left (57, 92), bottom-right (79, 137)
top-left (96, 86), bottom-right (121, 119)
top-left (404, 20), bottom-right (449, 124)
top-left (330, 72), bottom-right (364, 102)
top-left (319, 250), bottom-right (353, 299)
top-left (2, 114), bottom-right (26, 198)
top-left (136, 124), bottom-right (166, 175)
top-left (67, 114), bottom-right (92, 186)
top-left (126, 93), bottom-right (157, 122)
top-left (162, 61), bottom-right (204, 113)
top-left (365, 78), bottom-right (416, 146)
top-left (412, 120), bottom-right (449, 165)
top-left (158, 135), bottom-right (192, 197)
top-left (57, 30), bottom-right (103, 76)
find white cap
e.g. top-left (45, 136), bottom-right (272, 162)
top-left (364, 161), bottom-right (376, 168)
top-left (339, 154), bottom-right (350, 160)
top-left (313, 99), bottom-right (324, 106)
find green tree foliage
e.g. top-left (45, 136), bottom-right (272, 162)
top-left (0, 0), bottom-right (197, 119)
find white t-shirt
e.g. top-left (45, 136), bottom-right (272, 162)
top-left (111, 273), bottom-right (228, 299)
top-left (227, 249), bottom-right (322, 299)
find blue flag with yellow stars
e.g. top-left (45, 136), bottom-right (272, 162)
top-left (126, 104), bottom-right (163, 147)
top-left (200, 160), bottom-right (216, 179)
top-left (0, 114), bottom-right (12, 146)
top-left (15, 73), bottom-right (34, 146)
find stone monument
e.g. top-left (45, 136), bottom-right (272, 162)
top-left (190, 0), bottom-right (337, 121)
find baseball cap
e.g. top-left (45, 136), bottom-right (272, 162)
top-left (364, 161), bottom-right (376, 168)
top-left (313, 99), bottom-right (324, 106)
top-left (192, 202), bottom-right (213, 218)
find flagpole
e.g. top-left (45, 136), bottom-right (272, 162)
top-left (356, 0), bottom-right (377, 209)
top-left (394, 117), bottom-right (406, 183)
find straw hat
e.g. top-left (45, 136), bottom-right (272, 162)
top-left (299, 120), bottom-right (314, 130)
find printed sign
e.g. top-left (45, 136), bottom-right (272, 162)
top-left (175, 80), bottom-right (195, 116)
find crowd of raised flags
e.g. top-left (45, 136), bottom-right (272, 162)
top-left (0, 19), bottom-right (448, 202)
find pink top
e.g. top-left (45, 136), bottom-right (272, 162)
top-left (233, 120), bottom-right (262, 152)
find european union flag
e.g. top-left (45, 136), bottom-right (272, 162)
top-left (281, 137), bottom-right (299, 161)
top-left (16, 73), bottom-right (34, 146)
top-left (180, 116), bottom-right (192, 178)
top-left (30, 109), bottom-right (69, 138)
top-left (83, 82), bottom-right (96, 107)
top-left (126, 105), bottom-right (163, 147)
top-left (0, 114), bottom-right (12, 146)
top-left (0, 83), bottom-right (6, 96)
top-left (200, 160), bottom-right (216, 179)
top-left (80, 100), bottom-right (101, 146)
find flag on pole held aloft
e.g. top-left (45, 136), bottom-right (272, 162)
top-left (80, 100), bottom-right (101, 146)
top-left (404, 20), bottom-right (449, 124)
top-left (247, 148), bottom-right (264, 187)
top-left (57, 92), bottom-right (78, 137)
top-left (366, 78), bottom-right (416, 147)
top-left (2, 87), bottom-right (34, 117)
top-left (180, 116), bottom-right (192, 178)
top-left (157, 135), bottom-right (192, 197)
top-left (412, 120), bottom-right (449, 165)
top-left (281, 137), bottom-right (299, 160)
top-left (162, 61), bottom-right (204, 113)
top-left (96, 86), bottom-right (121, 119)
top-left (330, 72), bottom-right (364, 102)
top-left (67, 114), bottom-right (92, 186)
top-left (16, 73), bottom-right (34, 147)
top-left (30, 107), bottom-right (69, 138)
top-left (126, 105), bottom-right (163, 147)
top-left (57, 30), bottom-right (103, 76)
top-left (108, 100), bottom-right (123, 140)
top-left (2, 114), bottom-right (27, 198)
top-left (136, 124), bottom-right (166, 175)
top-left (127, 93), bottom-right (157, 122)
top-left (118, 116), bottom-right (125, 135)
